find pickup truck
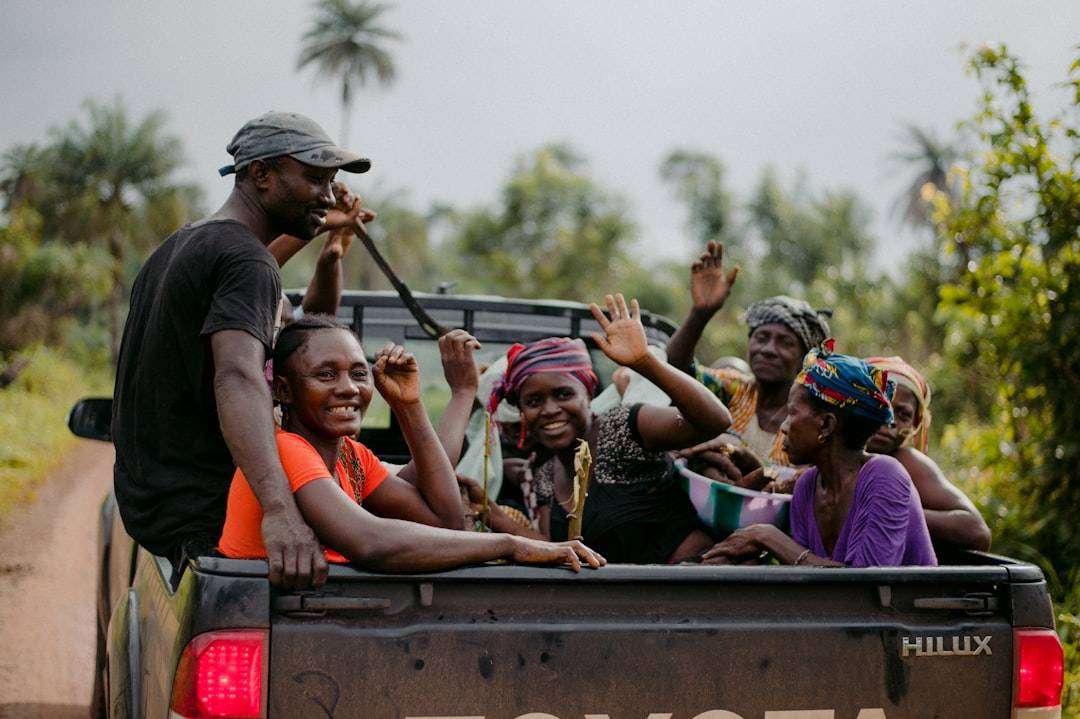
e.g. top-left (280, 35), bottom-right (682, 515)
top-left (69, 289), bottom-right (1066, 719)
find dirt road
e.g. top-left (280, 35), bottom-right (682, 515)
top-left (0, 439), bottom-right (114, 719)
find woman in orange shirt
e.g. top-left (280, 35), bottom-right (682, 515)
top-left (218, 314), bottom-right (604, 573)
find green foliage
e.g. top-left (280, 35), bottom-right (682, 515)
top-left (660, 149), bottom-right (739, 253)
top-left (1, 143), bottom-right (52, 212)
top-left (44, 98), bottom-right (193, 245)
top-left (747, 169), bottom-right (876, 295)
top-left (446, 144), bottom-right (644, 303)
top-left (1059, 579), bottom-right (1080, 719)
top-left (890, 123), bottom-right (961, 230)
top-left (932, 44), bottom-right (1080, 586)
top-left (0, 346), bottom-right (111, 521)
top-left (0, 209), bottom-right (111, 355)
top-left (0, 98), bottom-right (201, 364)
top-left (665, 161), bottom-right (888, 367)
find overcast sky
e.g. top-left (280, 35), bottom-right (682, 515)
top-left (3, 1), bottom-right (1078, 275)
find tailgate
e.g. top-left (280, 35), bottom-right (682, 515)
top-left (267, 564), bottom-right (1030, 719)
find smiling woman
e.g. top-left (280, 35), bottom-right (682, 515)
top-left (666, 243), bottom-right (832, 488)
top-left (484, 293), bottom-right (734, 564)
top-left (701, 342), bottom-right (938, 568)
top-left (217, 313), bottom-right (605, 573)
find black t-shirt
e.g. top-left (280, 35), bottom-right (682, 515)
top-left (112, 220), bottom-right (281, 558)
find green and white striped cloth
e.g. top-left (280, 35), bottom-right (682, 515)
top-left (677, 462), bottom-right (791, 536)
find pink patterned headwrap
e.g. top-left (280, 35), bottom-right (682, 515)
top-left (488, 337), bottom-right (598, 414)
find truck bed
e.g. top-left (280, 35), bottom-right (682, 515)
top-left (178, 554), bottom-right (1046, 719)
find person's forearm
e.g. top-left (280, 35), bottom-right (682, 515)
top-left (433, 390), bottom-right (477, 467)
top-left (482, 500), bottom-right (548, 539)
top-left (266, 235), bottom-right (308, 267)
top-left (395, 389), bottom-right (474, 485)
top-left (302, 254), bottom-right (343, 315)
top-left (666, 306), bottom-right (718, 374)
top-left (394, 401), bottom-right (468, 529)
top-left (754, 525), bottom-right (841, 566)
top-left (338, 513), bottom-right (520, 571)
top-left (925, 509), bottom-right (992, 551)
top-left (633, 354), bottom-right (731, 439)
top-left (214, 369), bottom-right (297, 517)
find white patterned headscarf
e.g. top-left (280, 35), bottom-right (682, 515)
top-left (745, 295), bottom-right (831, 354)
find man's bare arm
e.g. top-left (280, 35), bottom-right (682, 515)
top-left (898, 447), bottom-right (991, 551)
top-left (211, 330), bottom-right (329, 589)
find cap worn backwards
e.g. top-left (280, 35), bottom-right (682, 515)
top-left (218, 111), bottom-right (371, 177)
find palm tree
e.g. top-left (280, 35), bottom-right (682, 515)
top-left (45, 98), bottom-right (197, 365)
top-left (891, 123), bottom-right (960, 230)
top-left (297, 0), bottom-right (401, 147)
top-left (0, 143), bottom-right (52, 213)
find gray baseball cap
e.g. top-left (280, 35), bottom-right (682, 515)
top-left (218, 111), bottom-right (371, 177)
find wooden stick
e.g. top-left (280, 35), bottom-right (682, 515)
top-left (350, 217), bottom-right (452, 339)
top-left (480, 412), bottom-right (492, 530)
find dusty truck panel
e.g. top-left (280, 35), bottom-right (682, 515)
top-left (260, 562), bottom-right (1024, 719)
top-left (72, 290), bottom-right (1065, 719)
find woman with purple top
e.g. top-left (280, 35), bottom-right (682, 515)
top-left (699, 341), bottom-right (937, 567)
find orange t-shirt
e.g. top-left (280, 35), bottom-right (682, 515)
top-left (218, 430), bottom-right (389, 563)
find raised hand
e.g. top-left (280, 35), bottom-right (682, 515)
top-left (590, 293), bottom-right (649, 369)
top-left (438, 329), bottom-right (482, 396)
top-left (689, 240), bottom-right (739, 313)
top-left (318, 227), bottom-right (353, 264)
top-left (326, 181), bottom-right (377, 256)
top-left (372, 342), bottom-right (421, 406)
top-left (676, 433), bottom-right (765, 486)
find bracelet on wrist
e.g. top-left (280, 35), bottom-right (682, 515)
top-left (793, 548), bottom-right (811, 566)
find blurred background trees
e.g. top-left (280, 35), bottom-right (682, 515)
top-left (0, 99), bottom-right (201, 369)
top-left (931, 46), bottom-right (1080, 581)
top-left (445, 143), bottom-right (645, 303)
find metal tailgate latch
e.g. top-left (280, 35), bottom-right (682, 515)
top-left (913, 592), bottom-right (1000, 615)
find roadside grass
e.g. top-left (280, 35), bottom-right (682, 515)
top-left (1056, 573), bottom-right (1080, 718)
top-left (0, 346), bottom-right (111, 525)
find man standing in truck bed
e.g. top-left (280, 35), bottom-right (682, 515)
top-left (112, 111), bottom-right (370, 589)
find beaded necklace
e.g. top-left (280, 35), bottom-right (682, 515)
top-left (338, 439), bottom-right (366, 505)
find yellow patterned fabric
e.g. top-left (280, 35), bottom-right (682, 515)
top-left (693, 365), bottom-right (792, 467)
top-left (866, 356), bottom-right (932, 452)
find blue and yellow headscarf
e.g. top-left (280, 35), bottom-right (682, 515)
top-left (796, 340), bottom-right (895, 426)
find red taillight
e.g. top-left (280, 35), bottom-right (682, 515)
top-left (1014, 628), bottom-right (1064, 709)
top-left (170, 629), bottom-right (267, 719)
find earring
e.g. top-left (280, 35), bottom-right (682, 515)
top-left (817, 434), bottom-right (825, 444)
